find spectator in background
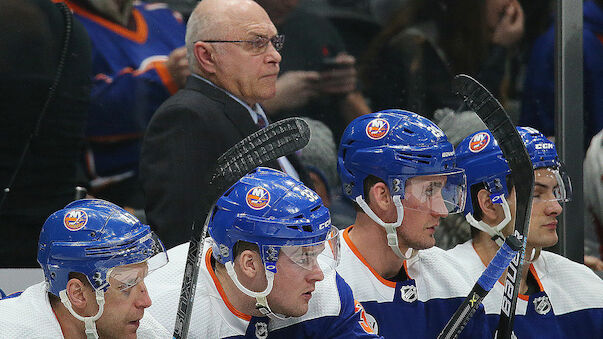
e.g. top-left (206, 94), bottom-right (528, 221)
top-left (140, 0), bottom-right (311, 249)
top-left (0, 0), bottom-right (91, 267)
top-left (361, 0), bottom-right (524, 121)
top-left (59, 0), bottom-right (189, 210)
top-left (256, 0), bottom-right (371, 143)
top-left (521, 0), bottom-right (603, 149)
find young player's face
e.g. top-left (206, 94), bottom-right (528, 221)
top-left (526, 168), bottom-right (563, 248)
top-left (212, 5), bottom-right (282, 106)
top-left (397, 175), bottom-right (449, 250)
top-left (94, 262), bottom-right (153, 339)
top-left (268, 245), bottom-right (325, 317)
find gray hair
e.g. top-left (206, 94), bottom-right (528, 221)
top-left (185, 3), bottom-right (230, 71)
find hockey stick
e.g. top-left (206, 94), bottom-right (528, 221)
top-left (173, 118), bottom-right (311, 339)
top-left (437, 235), bottom-right (522, 339)
top-left (437, 74), bottom-right (534, 339)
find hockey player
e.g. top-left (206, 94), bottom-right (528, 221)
top-left (450, 127), bottom-right (603, 338)
top-left (336, 110), bottom-right (489, 338)
top-left (144, 167), bottom-right (380, 338)
top-left (0, 199), bottom-right (170, 338)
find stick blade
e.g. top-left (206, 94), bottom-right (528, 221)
top-left (211, 117), bottom-right (311, 190)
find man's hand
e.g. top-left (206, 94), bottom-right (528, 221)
top-left (319, 53), bottom-right (357, 95)
top-left (262, 71), bottom-right (320, 114)
top-left (491, 0), bottom-right (524, 47)
top-left (165, 46), bottom-right (190, 89)
top-left (584, 255), bottom-right (603, 271)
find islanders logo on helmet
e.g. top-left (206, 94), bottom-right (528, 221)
top-left (469, 131), bottom-right (491, 153)
top-left (246, 186), bottom-right (271, 210)
top-left (366, 118), bottom-right (389, 140)
top-left (63, 209), bottom-right (88, 231)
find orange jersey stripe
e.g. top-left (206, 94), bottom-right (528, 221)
top-left (343, 227), bottom-right (397, 288)
top-left (206, 248), bottom-right (252, 321)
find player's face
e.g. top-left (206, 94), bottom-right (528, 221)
top-left (95, 262), bottom-right (153, 339)
top-left (213, 5), bottom-right (281, 106)
top-left (397, 175), bottom-right (449, 250)
top-left (268, 246), bottom-right (325, 317)
top-left (527, 168), bottom-right (563, 248)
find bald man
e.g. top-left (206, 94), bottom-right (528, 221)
top-left (140, 0), bottom-right (312, 249)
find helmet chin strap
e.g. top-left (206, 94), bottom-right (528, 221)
top-left (355, 195), bottom-right (415, 260)
top-left (466, 194), bottom-right (512, 247)
top-left (225, 262), bottom-right (287, 320)
top-left (525, 247), bottom-right (541, 263)
top-left (59, 289), bottom-right (105, 339)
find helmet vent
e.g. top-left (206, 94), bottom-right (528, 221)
top-left (403, 128), bottom-right (415, 135)
top-left (395, 151), bottom-right (431, 164)
top-left (310, 205), bottom-right (321, 212)
top-left (86, 238), bottom-right (138, 256)
top-left (285, 225), bottom-right (314, 232)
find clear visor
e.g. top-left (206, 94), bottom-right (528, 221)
top-left (398, 170), bottom-right (467, 215)
top-left (533, 167), bottom-right (572, 203)
top-left (278, 226), bottom-right (340, 274)
top-left (105, 232), bottom-right (168, 291)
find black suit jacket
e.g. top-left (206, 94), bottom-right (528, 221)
top-left (140, 76), bottom-right (310, 249)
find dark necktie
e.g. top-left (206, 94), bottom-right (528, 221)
top-left (256, 115), bottom-right (267, 129)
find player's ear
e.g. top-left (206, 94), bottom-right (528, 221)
top-left (236, 249), bottom-right (263, 279)
top-left (194, 41), bottom-right (217, 74)
top-left (476, 189), bottom-right (498, 223)
top-left (368, 182), bottom-right (391, 212)
top-left (65, 278), bottom-right (89, 309)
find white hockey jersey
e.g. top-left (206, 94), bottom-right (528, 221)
top-left (0, 281), bottom-right (170, 338)
top-left (336, 227), bottom-right (489, 338)
top-left (144, 240), bottom-right (380, 338)
top-left (448, 240), bottom-right (603, 338)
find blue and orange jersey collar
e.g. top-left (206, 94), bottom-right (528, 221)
top-left (54, 0), bottom-right (148, 43)
top-left (343, 226), bottom-right (412, 288)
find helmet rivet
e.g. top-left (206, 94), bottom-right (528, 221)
top-left (89, 231), bottom-right (96, 237)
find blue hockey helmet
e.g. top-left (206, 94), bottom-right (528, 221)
top-left (456, 126), bottom-right (572, 217)
top-left (337, 109), bottom-right (466, 214)
top-left (208, 167), bottom-right (339, 275)
top-left (37, 199), bottom-right (168, 296)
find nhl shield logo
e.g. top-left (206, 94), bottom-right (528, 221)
top-left (366, 118), bottom-right (389, 140)
top-left (246, 186), bottom-right (270, 210)
top-left (533, 296), bottom-right (552, 315)
top-left (469, 132), bottom-right (490, 153)
top-left (63, 209), bottom-right (88, 231)
top-left (400, 285), bottom-right (417, 303)
top-left (255, 321), bottom-right (268, 339)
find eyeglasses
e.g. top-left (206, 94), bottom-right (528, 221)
top-left (201, 34), bottom-right (285, 55)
